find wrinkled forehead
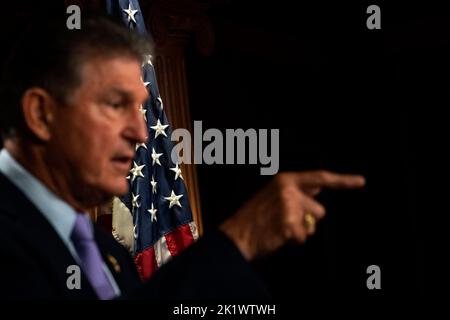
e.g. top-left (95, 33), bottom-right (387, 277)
top-left (75, 55), bottom-right (148, 100)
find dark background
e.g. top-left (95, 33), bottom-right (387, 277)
top-left (0, 0), bottom-right (435, 300)
top-left (184, 0), bottom-right (432, 299)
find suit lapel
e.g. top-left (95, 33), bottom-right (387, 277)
top-left (0, 173), bottom-right (98, 299)
top-left (95, 226), bottom-right (142, 295)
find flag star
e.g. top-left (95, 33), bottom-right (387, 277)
top-left (139, 105), bottom-right (147, 122)
top-left (150, 175), bottom-right (157, 194)
top-left (164, 190), bottom-right (183, 209)
top-left (157, 96), bottom-right (163, 110)
top-left (151, 148), bottom-right (163, 166)
top-left (129, 161), bottom-right (145, 182)
top-left (148, 203), bottom-right (158, 222)
top-left (131, 192), bottom-right (140, 209)
top-left (150, 119), bottom-right (169, 138)
top-left (142, 54), bottom-right (153, 67)
top-left (170, 162), bottom-right (184, 181)
top-left (123, 3), bottom-right (138, 24)
top-left (141, 77), bottom-right (150, 88)
top-left (135, 142), bottom-right (148, 151)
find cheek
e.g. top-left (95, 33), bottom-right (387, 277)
top-left (62, 125), bottom-right (115, 176)
top-left (53, 108), bottom-right (125, 181)
top-left (81, 131), bottom-right (116, 170)
top-left (92, 131), bottom-right (129, 178)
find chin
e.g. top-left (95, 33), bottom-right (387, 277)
top-left (108, 180), bottom-right (129, 197)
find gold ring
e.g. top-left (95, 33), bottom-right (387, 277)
top-left (304, 212), bottom-right (316, 232)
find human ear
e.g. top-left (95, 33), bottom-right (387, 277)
top-left (21, 88), bottom-right (56, 141)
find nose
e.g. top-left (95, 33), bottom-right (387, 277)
top-left (123, 105), bottom-right (148, 145)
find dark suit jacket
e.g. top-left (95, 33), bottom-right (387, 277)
top-left (0, 172), bottom-right (269, 300)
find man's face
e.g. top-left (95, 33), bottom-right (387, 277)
top-left (47, 56), bottom-right (148, 205)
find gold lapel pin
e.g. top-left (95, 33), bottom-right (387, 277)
top-left (107, 254), bottom-right (121, 273)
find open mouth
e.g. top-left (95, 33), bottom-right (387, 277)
top-left (111, 155), bottom-right (133, 173)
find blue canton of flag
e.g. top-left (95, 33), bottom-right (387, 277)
top-left (107, 0), bottom-right (198, 280)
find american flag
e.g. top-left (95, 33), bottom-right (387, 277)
top-left (106, 0), bottom-right (198, 280)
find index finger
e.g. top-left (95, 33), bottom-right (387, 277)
top-left (296, 170), bottom-right (366, 189)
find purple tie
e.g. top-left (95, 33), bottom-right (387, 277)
top-left (71, 214), bottom-right (116, 300)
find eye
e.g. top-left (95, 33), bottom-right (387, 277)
top-left (108, 101), bottom-right (125, 109)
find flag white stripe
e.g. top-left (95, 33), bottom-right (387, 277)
top-left (154, 235), bottom-right (172, 267)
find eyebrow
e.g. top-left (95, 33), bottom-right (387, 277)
top-left (106, 87), bottom-right (149, 104)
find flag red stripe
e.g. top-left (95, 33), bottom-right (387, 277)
top-left (134, 224), bottom-right (195, 280)
top-left (164, 224), bottom-right (195, 257)
top-left (134, 246), bottom-right (157, 281)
